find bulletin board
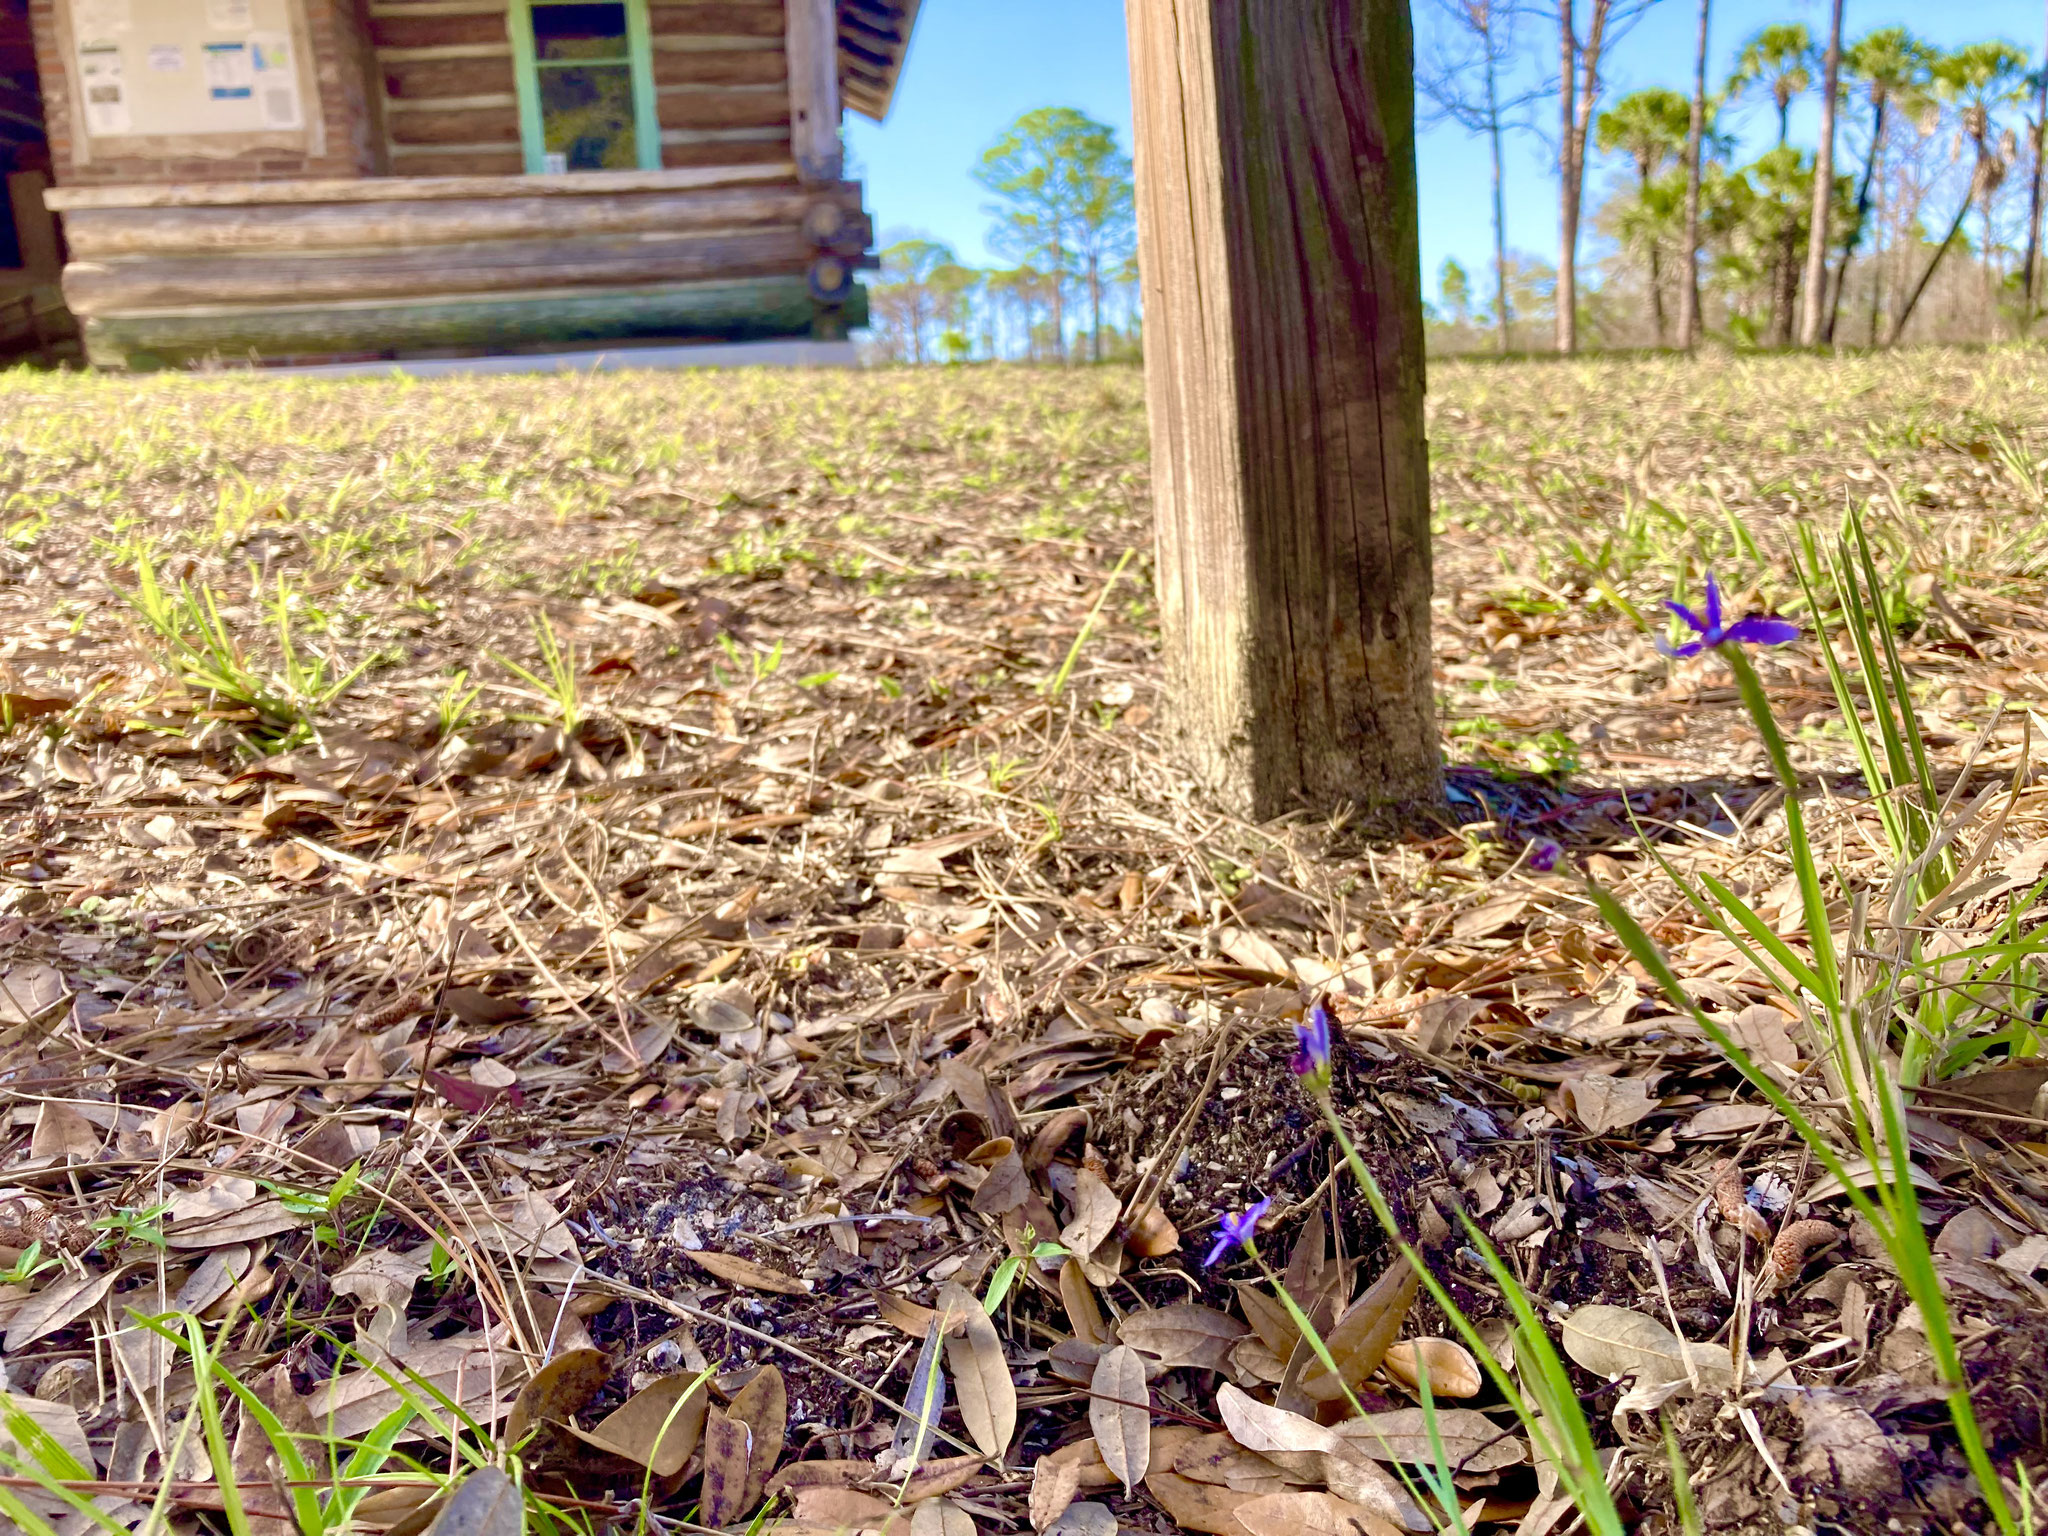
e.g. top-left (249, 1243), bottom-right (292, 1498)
top-left (64, 0), bottom-right (320, 149)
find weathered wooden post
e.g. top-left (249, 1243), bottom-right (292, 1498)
top-left (1124, 0), bottom-right (1441, 820)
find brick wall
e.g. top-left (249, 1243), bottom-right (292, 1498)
top-left (29, 0), bottom-right (377, 185)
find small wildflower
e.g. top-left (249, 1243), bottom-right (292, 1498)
top-left (1202, 1197), bottom-right (1271, 1268)
top-left (1291, 1001), bottom-right (1334, 1095)
top-left (1525, 837), bottom-right (1562, 874)
top-left (1658, 573), bottom-right (1800, 659)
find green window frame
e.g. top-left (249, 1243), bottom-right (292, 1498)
top-left (508, 0), bottom-right (662, 175)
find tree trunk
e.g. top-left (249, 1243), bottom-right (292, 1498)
top-left (1893, 187), bottom-right (1976, 342)
top-left (1647, 241), bottom-right (1665, 345)
top-left (1769, 214), bottom-right (1799, 346)
top-left (1486, 36), bottom-right (1511, 353)
top-left (1090, 253), bottom-right (1103, 362)
top-left (1124, 0), bottom-right (1439, 818)
top-left (1798, 0), bottom-right (1844, 345)
top-left (2027, 2), bottom-right (2048, 315)
top-left (1677, 0), bottom-right (1709, 349)
top-left (1826, 95), bottom-right (1885, 343)
top-left (1556, 2), bottom-right (1578, 353)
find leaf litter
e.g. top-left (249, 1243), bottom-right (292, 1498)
top-left (0, 357), bottom-right (2047, 1532)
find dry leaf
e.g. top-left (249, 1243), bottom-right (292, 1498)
top-left (565, 1372), bottom-right (708, 1476)
top-left (910, 1500), bottom-right (980, 1536)
top-left (1142, 1469), bottom-right (1260, 1536)
top-left (419, 1465), bottom-right (523, 1536)
top-left (730, 1365), bottom-right (787, 1510)
top-left (938, 1282), bottom-right (1015, 1462)
top-left (1117, 1303), bottom-right (1248, 1371)
top-left (29, 1101), bottom-right (100, 1163)
top-left (1030, 1453), bottom-right (1082, 1530)
top-left (1560, 1304), bottom-right (1732, 1388)
top-left (7, 1265), bottom-right (130, 1352)
top-left (1060, 1259), bottom-right (1106, 1346)
top-left (505, 1346), bottom-right (610, 1446)
top-left (682, 1248), bottom-right (810, 1295)
top-left (1331, 1408), bottom-right (1526, 1472)
top-left (1173, 1431), bottom-right (1296, 1494)
top-left (1060, 1167), bottom-right (1123, 1256)
top-left (1041, 1502), bottom-right (1116, 1536)
top-left (1299, 1259), bottom-right (1418, 1401)
top-left (1236, 1284), bottom-right (1299, 1356)
top-left (1233, 1489), bottom-right (1405, 1536)
top-left (1087, 1343), bottom-right (1149, 1493)
top-left (700, 1406), bottom-right (755, 1526)
top-left (891, 1318), bottom-right (947, 1473)
top-left (1382, 1338), bottom-right (1483, 1399)
top-left (1559, 1072), bottom-right (1661, 1136)
top-left (1216, 926), bottom-right (1291, 976)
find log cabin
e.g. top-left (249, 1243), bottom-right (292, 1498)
top-left (0, 0), bottom-right (913, 368)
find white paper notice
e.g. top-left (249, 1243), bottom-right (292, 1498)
top-left (147, 44), bottom-right (185, 72)
top-left (72, 0), bottom-right (132, 42)
top-left (76, 43), bottom-right (130, 135)
top-left (206, 0), bottom-right (254, 26)
top-left (203, 41), bottom-right (253, 101)
top-left (249, 32), bottom-right (301, 129)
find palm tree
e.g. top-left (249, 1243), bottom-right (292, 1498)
top-left (1893, 42), bottom-right (2031, 342)
top-left (1596, 88), bottom-right (1694, 343)
top-left (1727, 23), bottom-right (1816, 146)
top-left (1826, 27), bottom-right (1937, 342)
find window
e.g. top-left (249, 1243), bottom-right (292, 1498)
top-left (508, 0), bottom-right (660, 174)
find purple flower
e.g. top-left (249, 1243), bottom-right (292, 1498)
top-left (1291, 1002), bottom-right (1334, 1094)
top-left (1202, 1197), bottom-right (1271, 1268)
top-left (1526, 837), bottom-right (1562, 874)
top-left (1658, 573), bottom-right (1800, 659)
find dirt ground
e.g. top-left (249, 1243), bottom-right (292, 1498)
top-left (3, 350), bottom-right (2048, 1534)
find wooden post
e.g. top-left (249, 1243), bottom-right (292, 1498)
top-left (7, 173), bottom-right (62, 279)
top-left (786, 0), bottom-right (842, 186)
top-left (1125, 0), bottom-right (1440, 820)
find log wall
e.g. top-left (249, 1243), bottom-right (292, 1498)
top-left (44, 164), bottom-right (872, 366)
top-left (369, 0), bottom-right (792, 178)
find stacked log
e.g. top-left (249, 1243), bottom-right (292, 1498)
top-left (45, 167), bottom-right (872, 367)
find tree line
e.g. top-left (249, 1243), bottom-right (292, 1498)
top-left (865, 107), bottom-right (1140, 365)
top-left (1422, 1), bottom-right (2048, 353)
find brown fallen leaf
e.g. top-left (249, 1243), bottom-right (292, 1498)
top-left (1041, 1502), bottom-right (1116, 1536)
top-left (700, 1406), bottom-right (755, 1526)
top-left (1060, 1167), bottom-right (1123, 1256)
top-left (1558, 1072), bottom-right (1661, 1136)
top-left (1060, 1259), bottom-right (1107, 1347)
top-left (565, 1371), bottom-right (709, 1477)
top-left (1236, 1284), bottom-right (1299, 1357)
top-left (418, 1466), bottom-right (524, 1536)
top-left (1030, 1453), bottom-right (1081, 1531)
top-left (505, 1347), bottom-right (609, 1447)
top-left (730, 1365), bottom-right (787, 1510)
top-left (1329, 1408), bottom-right (1526, 1473)
top-left (1299, 1259), bottom-right (1418, 1401)
top-left (1173, 1431), bottom-right (1296, 1494)
top-left (910, 1498), bottom-right (980, 1536)
top-left (788, 1486), bottom-right (901, 1530)
top-left (1382, 1338), bottom-right (1483, 1399)
top-left (938, 1282), bottom-right (1015, 1462)
top-left (1088, 1343), bottom-right (1150, 1494)
top-left (1042, 1435), bottom-right (1121, 1491)
top-left (1142, 1469), bottom-right (1260, 1536)
top-left (1233, 1489), bottom-right (1404, 1536)
top-left (1117, 1303), bottom-right (1248, 1372)
top-left (1559, 1304), bottom-right (1732, 1388)
top-left (682, 1249), bottom-right (810, 1295)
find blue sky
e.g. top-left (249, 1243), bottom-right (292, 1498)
top-left (846, 1), bottom-right (2048, 308)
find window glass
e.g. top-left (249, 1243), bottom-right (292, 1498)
top-left (528, 3), bottom-right (638, 170)
top-left (532, 3), bottom-right (630, 62)
top-left (539, 64), bottom-right (638, 170)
